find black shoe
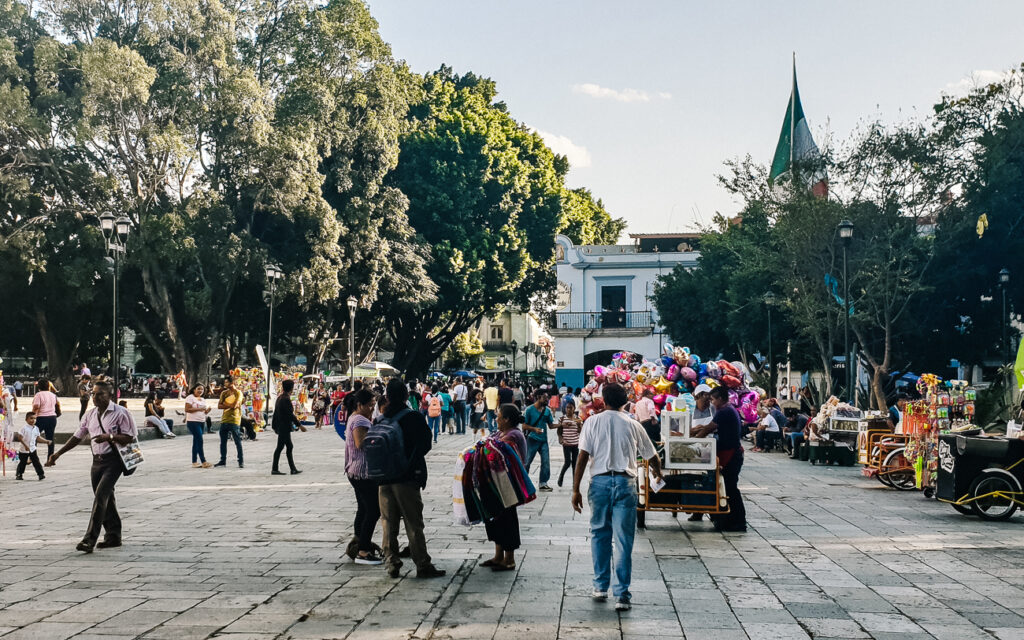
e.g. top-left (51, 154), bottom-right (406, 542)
top-left (687, 513), bottom-right (704, 522)
top-left (290, 469), bottom-right (302, 475)
top-left (416, 566), bottom-right (446, 579)
top-left (238, 463), bottom-right (244, 468)
top-left (96, 539), bottom-right (122, 549)
top-left (38, 475), bottom-right (45, 481)
top-left (15, 475), bottom-right (23, 480)
top-left (76, 541), bottom-right (94, 553)
top-left (271, 470), bottom-right (286, 475)
top-left (387, 565), bottom-right (401, 578)
top-left (399, 546), bottom-right (412, 558)
top-left (214, 461), bottom-right (226, 467)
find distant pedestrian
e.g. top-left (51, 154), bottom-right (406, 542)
top-left (483, 382), bottom-right (499, 433)
top-left (480, 403), bottom-right (528, 572)
top-left (424, 384), bottom-right (442, 443)
top-left (452, 378), bottom-right (468, 435)
top-left (185, 384), bottom-right (212, 468)
top-left (215, 376), bottom-right (244, 468)
top-left (498, 379), bottom-right (514, 406)
top-left (46, 379), bottom-right (137, 553)
top-left (271, 378), bottom-right (305, 475)
top-left (571, 382), bottom-right (662, 612)
top-left (523, 391), bottom-right (554, 492)
top-left (31, 378), bottom-right (60, 461)
top-left (14, 411), bottom-right (49, 481)
top-left (78, 375), bottom-right (92, 419)
top-left (345, 388), bottom-right (383, 565)
top-left (377, 379), bottom-right (445, 579)
top-left (556, 402), bottom-right (581, 488)
top-left (439, 385), bottom-right (454, 435)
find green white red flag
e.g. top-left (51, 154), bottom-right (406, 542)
top-left (769, 61), bottom-right (827, 197)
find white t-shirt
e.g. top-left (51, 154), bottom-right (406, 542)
top-left (453, 383), bottom-right (467, 402)
top-left (185, 395), bottom-right (208, 422)
top-left (760, 414), bottom-right (780, 432)
top-left (19, 424), bottom-right (40, 453)
top-left (578, 409), bottom-right (657, 478)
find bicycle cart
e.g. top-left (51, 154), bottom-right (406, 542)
top-left (636, 457), bottom-right (729, 529)
top-left (861, 432), bottom-right (917, 490)
top-left (937, 434), bottom-right (1024, 520)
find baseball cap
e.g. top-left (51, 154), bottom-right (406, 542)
top-left (694, 384), bottom-right (712, 396)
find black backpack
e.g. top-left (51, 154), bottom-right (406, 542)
top-left (364, 408), bottom-right (412, 482)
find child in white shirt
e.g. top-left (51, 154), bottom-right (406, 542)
top-left (15, 411), bottom-right (51, 480)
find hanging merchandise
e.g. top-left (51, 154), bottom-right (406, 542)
top-left (903, 376), bottom-right (980, 496)
top-left (453, 438), bottom-right (536, 526)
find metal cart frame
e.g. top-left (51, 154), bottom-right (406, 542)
top-left (636, 457), bottom-right (729, 529)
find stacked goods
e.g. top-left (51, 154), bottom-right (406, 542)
top-left (577, 344), bottom-right (764, 422)
top-left (453, 439), bottom-right (536, 526)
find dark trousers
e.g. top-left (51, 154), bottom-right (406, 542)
top-left (484, 506), bottom-right (520, 551)
top-left (85, 454), bottom-right (123, 545)
top-left (272, 428), bottom-right (296, 472)
top-left (79, 396), bottom-right (90, 419)
top-left (453, 401), bottom-right (466, 434)
top-left (187, 421), bottom-right (206, 463)
top-left (218, 422), bottom-right (243, 465)
top-left (17, 451), bottom-right (44, 478)
top-left (241, 418), bottom-right (257, 440)
top-left (716, 450), bottom-right (746, 530)
top-left (349, 476), bottom-right (381, 552)
top-left (36, 416), bottom-right (57, 460)
top-left (558, 445), bottom-right (579, 484)
top-left (379, 482), bottom-right (431, 572)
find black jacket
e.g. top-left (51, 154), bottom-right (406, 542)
top-left (272, 394), bottom-right (301, 433)
top-left (383, 405), bottom-right (432, 488)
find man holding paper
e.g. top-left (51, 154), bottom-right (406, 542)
top-left (571, 382), bottom-right (662, 612)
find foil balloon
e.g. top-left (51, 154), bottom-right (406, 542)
top-left (705, 361), bottom-right (721, 380)
top-left (615, 369), bottom-right (632, 384)
top-left (653, 393), bottom-right (667, 407)
top-left (663, 343), bottom-right (674, 358)
top-left (672, 346), bottom-right (689, 365)
top-left (590, 396), bottom-right (605, 413)
top-left (593, 365), bottom-right (607, 381)
top-left (688, 355), bottom-right (701, 368)
top-left (584, 379), bottom-right (599, 394)
top-left (666, 364), bottom-right (680, 382)
top-left (680, 366), bottom-right (696, 381)
top-left (653, 376), bottom-right (673, 394)
top-left (580, 391), bottom-right (592, 403)
top-left (661, 356), bottom-right (675, 368)
top-left (728, 390), bottom-right (740, 407)
top-left (718, 360), bottom-right (738, 377)
top-left (664, 395), bottom-right (678, 411)
top-left (722, 374), bottom-right (742, 389)
top-left (697, 363), bottom-right (708, 378)
top-left (681, 393), bottom-right (696, 411)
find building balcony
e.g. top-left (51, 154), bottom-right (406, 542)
top-left (550, 311), bottom-right (655, 337)
top-left (483, 340), bottom-right (511, 352)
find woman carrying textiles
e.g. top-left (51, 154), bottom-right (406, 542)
top-left (480, 403), bottom-right (528, 572)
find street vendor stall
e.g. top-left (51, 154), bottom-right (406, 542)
top-left (902, 375), bottom-right (979, 496)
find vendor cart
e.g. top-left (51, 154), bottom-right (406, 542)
top-left (937, 434), bottom-right (1024, 520)
top-left (636, 457), bottom-right (729, 528)
top-left (861, 432), bottom-right (916, 490)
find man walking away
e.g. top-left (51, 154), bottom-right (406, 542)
top-left (571, 382), bottom-right (662, 612)
top-left (271, 379), bottom-right (306, 475)
top-left (483, 382), bottom-right (499, 433)
top-left (46, 379), bottom-right (137, 552)
top-left (216, 376), bottom-right (245, 468)
top-left (377, 379), bottom-right (445, 580)
top-left (452, 379), bottom-right (468, 435)
top-left (523, 391), bottom-right (554, 492)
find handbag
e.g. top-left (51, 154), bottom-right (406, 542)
top-left (98, 408), bottom-right (144, 476)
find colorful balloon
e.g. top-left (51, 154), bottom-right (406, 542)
top-left (653, 376), bottom-right (673, 394)
top-left (680, 366), bottom-right (696, 381)
top-left (666, 364), bottom-right (680, 381)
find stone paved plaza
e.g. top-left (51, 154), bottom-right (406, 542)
top-left (2, 425), bottom-right (1024, 640)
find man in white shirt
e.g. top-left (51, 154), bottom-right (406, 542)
top-left (753, 406), bottom-right (781, 452)
top-left (452, 380), bottom-right (468, 435)
top-left (47, 379), bottom-right (138, 553)
top-left (571, 383), bottom-right (662, 612)
top-left (632, 388), bottom-right (659, 443)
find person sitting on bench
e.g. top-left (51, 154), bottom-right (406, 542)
top-left (752, 406), bottom-right (781, 452)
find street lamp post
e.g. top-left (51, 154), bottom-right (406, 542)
top-left (764, 292), bottom-right (776, 395)
top-left (510, 340), bottom-right (518, 380)
top-left (838, 219), bottom-right (854, 403)
top-left (99, 214), bottom-right (130, 396)
top-left (264, 264), bottom-right (283, 422)
top-left (347, 295), bottom-right (358, 384)
top-left (1000, 268), bottom-right (1010, 364)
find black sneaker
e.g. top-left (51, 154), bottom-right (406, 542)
top-left (238, 463), bottom-right (244, 468)
top-left (271, 470), bottom-right (286, 475)
top-left (387, 565), bottom-right (401, 578)
top-left (15, 475), bottom-right (23, 481)
top-left (290, 469), bottom-right (302, 475)
top-left (416, 566), bottom-right (446, 579)
top-left (76, 541), bottom-right (94, 554)
top-left (37, 475), bottom-right (45, 481)
top-left (615, 597), bottom-right (631, 611)
top-left (214, 461), bottom-right (226, 467)
top-left (96, 539), bottom-right (122, 549)
top-left (354, 552), bottom-right (384, 565)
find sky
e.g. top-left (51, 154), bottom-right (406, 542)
top-left (364, 1), bottom-right (1024, 236)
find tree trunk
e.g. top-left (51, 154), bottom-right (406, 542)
top-left (34, 307), bottom-right (78, 394)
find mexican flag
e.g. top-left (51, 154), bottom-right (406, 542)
top-left (769, 62), bottom-right (827, 197)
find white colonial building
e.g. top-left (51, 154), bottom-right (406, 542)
top-left (551, 233), bottom-right (700, 389)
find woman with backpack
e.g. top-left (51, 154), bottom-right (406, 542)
top-left (345, 388), bottom-right (383, 565)
top-left (425, 384), bottom-right (442, 443)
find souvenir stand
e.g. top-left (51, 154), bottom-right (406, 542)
top-left (637, 408), bottom-right (728, 529)
top-left (903, 375), bottom-right (978, 497)
top-left (804, 397), bottom-right (859, 466)
top-left (229, 367), bottom-right (267, 430)
top-left (0, 371), bottom-right (14, 476)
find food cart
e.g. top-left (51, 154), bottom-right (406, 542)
top-left (636, 408), bottom-right (729, 528)
top-left (937, 433), bottom-right (1024, 520)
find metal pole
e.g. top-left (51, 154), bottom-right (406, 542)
top-left (843, 244), bottom-right (851, 403)
top-left (265, 279), bottom-right (275, 423)
top-left (349, 309), bottom-right (355, 383)
top-left (767, 305), bottom-right (773, 395)
top-left (112, 247), bottom-right (118, 396)
top-left (1003, 286), bottom-right (1009, 364)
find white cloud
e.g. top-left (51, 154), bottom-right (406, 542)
top-left (571, 82), bottom-right (671, 103)
top-left (943, 69), bottom-right (1009, 95)
top-left (533, 128), bottom-right (592, 168)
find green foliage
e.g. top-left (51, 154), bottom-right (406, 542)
top-left (559, 187), bottom-right (625, 246)
top-left (443, 330), bottom-right (484, 369)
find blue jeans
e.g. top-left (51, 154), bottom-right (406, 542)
top-left (219, 422), bottom-right (243, 465)
top-left (525, 436), bottom-right (551, 486)
top-left (187, 421), bottom-right (206, 463)
top-left (463, 403), bottom-right (472, 433)
top-left (428, 415), bottom-right (441, 442)
top-left (588, 474), bottom-right (638, 600)
top-left (486, 410), bottom-right (497, 433)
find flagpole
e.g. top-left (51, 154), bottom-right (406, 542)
top-left (790, 52), bottom-right (796, 171)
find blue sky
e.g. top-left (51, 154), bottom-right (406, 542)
top-left (366, 1), bottom-right (1024, 236)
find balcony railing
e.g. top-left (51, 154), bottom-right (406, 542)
top-left (483, 340), bottom-right (510, 351)
top-left (552, 311), bottom-right (653, 330)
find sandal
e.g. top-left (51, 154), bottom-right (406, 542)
top-left (479, 559), bottom-right (501, 568)
top-left (491, 563), bottom-right (516, 572)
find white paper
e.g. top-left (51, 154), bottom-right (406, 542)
top-left (649, 474), bottom-right (666, 493)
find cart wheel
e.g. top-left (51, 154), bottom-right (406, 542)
top-left (923, 487), bottom-right (934, 499)
top-left (951, 503), bottom-right (974, 516)
top-left (876, 468), bottom-right (895, 488)
top-left (969, 469), bottom-right (1022, 521)
top-left (882, 449), bottom-right (916, 491)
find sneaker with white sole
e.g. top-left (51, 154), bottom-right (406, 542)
top-left (539, 484), bottom-right (553, 492)
top-left (615, 597), bottom-right (631, 611)
top-left (354, 552), bottom-right (384, 565)
top-left (591, 590), bottom-right (607, 601)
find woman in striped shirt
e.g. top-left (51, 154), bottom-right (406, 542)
top-left (556, 402), bottom-right (581, 487)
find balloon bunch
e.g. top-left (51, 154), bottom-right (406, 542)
top-left (579, 345), bottom-right (763, 423)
